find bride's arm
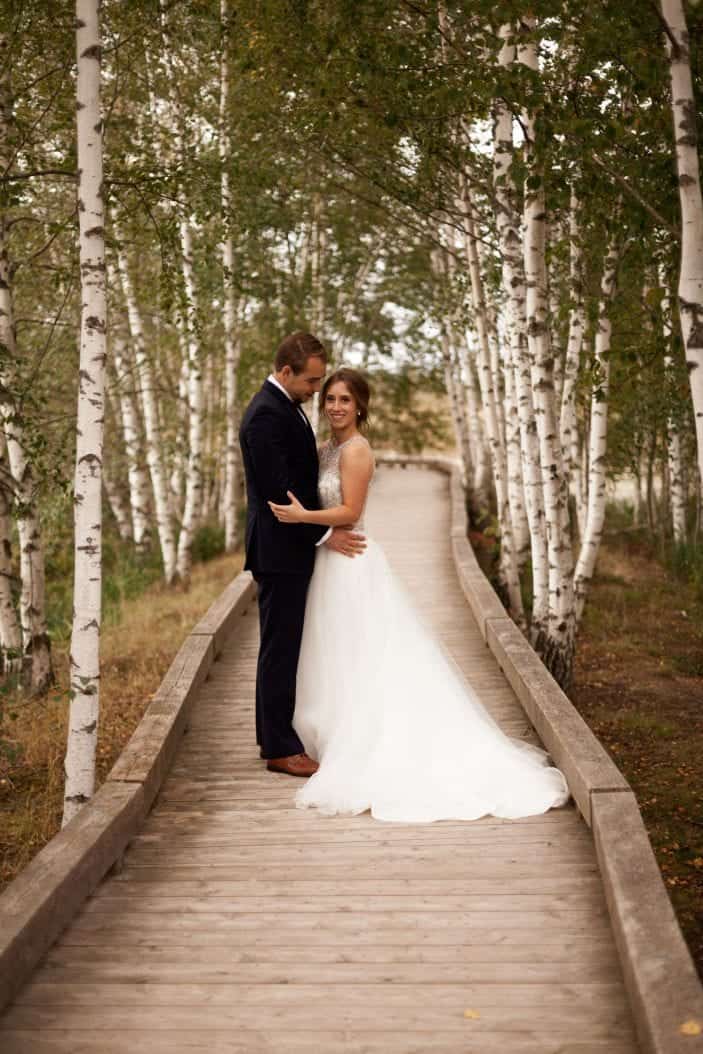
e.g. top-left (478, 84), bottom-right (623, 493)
top-left (268, 443), bottom-right (373, 526)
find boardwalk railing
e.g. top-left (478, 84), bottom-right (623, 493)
top-left (378, 452), bottom-right (703, 1054)
top-left (0, 572), bottom-right (257, 1013)
top-left (1, 455), bottom-right (702, 1054)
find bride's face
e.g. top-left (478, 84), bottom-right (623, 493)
top-left (325, 381), bottom-right (357, 431)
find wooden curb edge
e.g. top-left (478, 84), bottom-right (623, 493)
top-left (0, 569), bottom-right (257, 1015)
top-left (378, 451), bottom-right (703, 1053)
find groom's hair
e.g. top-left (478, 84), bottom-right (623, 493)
top-left (275, 331), bottom-right (327, 374)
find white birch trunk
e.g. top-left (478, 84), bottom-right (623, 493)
top-left (456, 333), bottom-right (490, 505)
top-left (503, 354), bottom-right (530, 569)
top-left (175, 218), bottom-right (204, 583)
top-left (107, 308), bottom-right (151, 549)
top-left (661, 0), bottom-right (703, 484)
top-left (200, 349), bottom-right (214, 522)
top-left (115, 243), bottom-right (177, 582)
top-left (220, 0), bottom-right (241, 552)
top-left (309, 199), bottom-right (325, 434)
top-left (573, 238), bottom-right (618, 629)
top-left (431, 246), bottom-right (474, 488)
top-left (492, 25), bottom-right (549, 635)
top-left (0, 435), bottom-right (21, 674)
top-left (659, 264), bottom-right (688, 542)
top-left (560, 186), bottom-right (586, 505)
top-left (520, 20), bottom-right (575, 682)
top-left (0, 42), bottom-right (52, 693)
top-left (457, 197), bottom-right (525, 624)
top-left (63, 0), bottom-right (106, 825)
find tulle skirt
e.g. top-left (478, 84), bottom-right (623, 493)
top-left (293, 537), bottom-right (570, 822)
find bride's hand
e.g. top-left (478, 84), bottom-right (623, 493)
top-left (268, 491), bottom-right (308, 523)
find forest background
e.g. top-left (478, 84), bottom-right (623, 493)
top-left (1, 0), bottom-right (702, 974)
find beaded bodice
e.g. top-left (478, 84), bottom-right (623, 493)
top-left (318, 435), bottom-right (373, 531)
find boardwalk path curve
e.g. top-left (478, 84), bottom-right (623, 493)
top-left (1, 465), bottom-right (639, 1052)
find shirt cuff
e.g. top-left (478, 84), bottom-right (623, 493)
top-left (316, 528), bottom-right (332, 547)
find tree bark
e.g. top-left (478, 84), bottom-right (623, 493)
top-left (560, 185), bottom-right (586, 510)
top-left (573, 237), bottom-right (619, 629)
top-left (457, 191), bottom-right (525, 625)
top-left (661, 0), bottom-right (703, 486)
top-left (115, 241), bottom-right (177, 582)
top-left (0, 34), bottom-right (52, 693)
top-left (63, 0), bottom-right (107, 825)
top-left (220, 0), bottom-right (241, 553)
top-left (659, 263), bottom-right (688, 542)
top-left (175, 218), bottom-right (204, 584)
top-left (106, 301), bottom-right (151, 550)
top-left (491, 27), bottom-right (548, 622)
top-left (519, 18), bottom-right (575, 682)
top-left (0, 434), bottom-right (21, 675)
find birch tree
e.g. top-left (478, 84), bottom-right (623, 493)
top-left (63, 0), bottom-right (107, 826)
top-left (492, 24), bottom-right (549, 636)
top-left (659, 263), bottom-right (688, 543)
top-left (661, 0), bottom-right (703, 485)
top-left (115, 241), bottom-right (177, 582)
top-left (106, 304), bottom-right (151, 550)
top-left (0, 32), bottom-right (53, 692)
top-left (0, 435), bottom-right (21, 674)
top-left (519, 17), bottom-right (575, 680)
top-left (573, 236), bottom-right (619, 628)
top-left (220, 0), bottom-right (241, 553)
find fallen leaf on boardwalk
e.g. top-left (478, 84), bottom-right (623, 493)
top-left (463, 1009), bottom-right (481, 1020)
top-left (679, 1019), bottom-right (702, 1036)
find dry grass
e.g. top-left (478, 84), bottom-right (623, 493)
top-left (0, 551), bottom-right (242, 891)
top-left (568, 541), bottom-right (703, 979)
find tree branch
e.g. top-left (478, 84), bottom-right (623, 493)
top-left (590, 154), bottom-right (679, 238)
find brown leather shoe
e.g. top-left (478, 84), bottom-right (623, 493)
top-left (266, 753), bottom-right (319, 777)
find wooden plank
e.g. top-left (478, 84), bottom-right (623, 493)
top-left (15, 980), bottom-right (629, 1008)
top-left (189, 573), bottom-right (256, 654)
top-left (38, 955), bottom-right (625, 985)
top-left (486, 618), bottom-right (630, 826)
top-left (107, 634), bottom-right (214, 809)
top-left (44, 939), bottom-right (625, 966)
top-left (0, 782), bottom-right (145, 1013)
top-left (592, 790), bottom-right (703, 1054)
top-left (82, 892), bottom-right (606, 915)
top-left (0, 1029), bottom-right (639, 1054)
top-left (0, 1003), bottom-right (637, 1036)
top-left (100, 875), bottom-right (606, 896)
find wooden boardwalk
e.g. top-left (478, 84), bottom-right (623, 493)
top-left (0, 465), bottom-right (639, 1052)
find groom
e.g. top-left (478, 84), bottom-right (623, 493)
top-left (239, 332), bottom-right (366, 776)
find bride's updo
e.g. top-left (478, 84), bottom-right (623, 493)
top-left (321, 368), bottom-right (372, 433)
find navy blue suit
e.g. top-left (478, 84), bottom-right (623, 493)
top-left (239, 381), bottom-right (327, 758)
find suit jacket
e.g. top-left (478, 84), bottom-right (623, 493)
top-left (239, 380), bottom-right (327, 575)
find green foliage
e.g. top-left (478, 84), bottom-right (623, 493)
top-left (191, 523), bottom-right (226, 563)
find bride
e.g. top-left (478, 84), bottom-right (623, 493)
top-left (268, 367), bottom-right (570, 822)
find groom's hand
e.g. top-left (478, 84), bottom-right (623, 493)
top-left (326, 527), bottom-right (367, 558)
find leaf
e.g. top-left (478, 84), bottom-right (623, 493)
top-left (463, 1009), bottom-right (481, 1020)
top-left (679, 1020), bottom-right (702, 1036)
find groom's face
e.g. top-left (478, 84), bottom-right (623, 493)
top-left (279, 356), bottom-right (326, 404)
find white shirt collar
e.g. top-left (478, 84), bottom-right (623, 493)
top-left (267, 374), bottom-right (310, 426)
top-left (267, 373), bottom-right (293, 401)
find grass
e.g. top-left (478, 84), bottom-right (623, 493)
top-left (569, 537), bottom-right (703, 979)
top-left (0, 548), bottom-right (243, 892)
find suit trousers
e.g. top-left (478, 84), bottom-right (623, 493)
top-left (254, 572), bottom-right (311, 759)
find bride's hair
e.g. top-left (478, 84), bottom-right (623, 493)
top-left (321, 368), bottom-right (371, 433)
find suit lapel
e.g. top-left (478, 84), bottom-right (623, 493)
top-left (263, 380), bottom-right (318, 453)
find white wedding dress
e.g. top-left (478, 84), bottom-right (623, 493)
top-left (293, 436), bottom-right (570, 822)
